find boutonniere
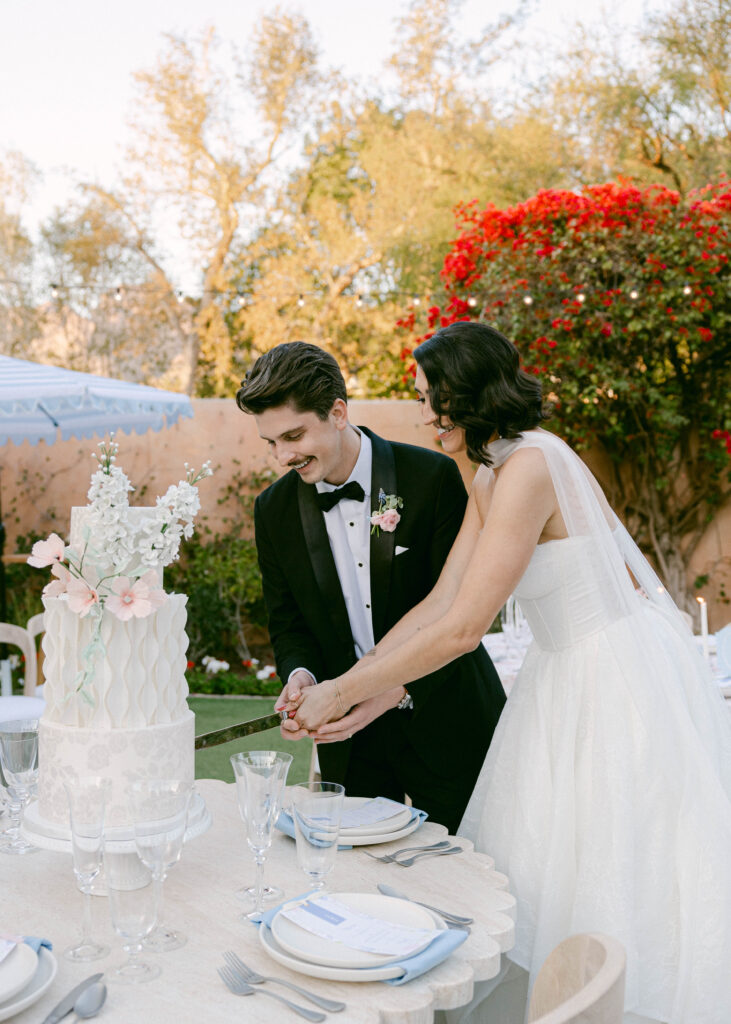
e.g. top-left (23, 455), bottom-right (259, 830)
top-left (370, 489), bottom-right (403, 535)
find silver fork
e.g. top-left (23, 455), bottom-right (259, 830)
top-left (218, 965), bottom-right (326, 1021)
top-left (223, 951), bottom-right (345, 1012)
top-left (361, 840), bottom-right (451, 863)
top-left (394, 846), bottom-right (463, 867)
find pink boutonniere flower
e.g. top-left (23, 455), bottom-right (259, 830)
top-left (370, 489), bottom-right (403, 536)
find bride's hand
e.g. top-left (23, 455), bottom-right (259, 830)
top-left (311, 688), bottom-right (405, 744)
top-left (293, 679), bottom-right (342, 733)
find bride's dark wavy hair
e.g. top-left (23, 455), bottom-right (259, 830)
top-left (414, 321), bottom-right (547, 467)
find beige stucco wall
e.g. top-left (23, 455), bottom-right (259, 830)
top-left (2, 398), bottom-right (729, 630)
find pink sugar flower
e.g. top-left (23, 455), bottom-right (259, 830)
top-left (106, 573), bottom-right (165, 621)
top-left (66, 578), bottom-right (100, 617)
top-left (27, 533), bottom-right (66, 568)
top-left (42, 563), bottom-right (72, 598)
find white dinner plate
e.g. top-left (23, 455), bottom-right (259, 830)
top-left (260, 904), bottom-right (445, 982)
top-left (0, 948), bottom-right (57, 1022)
top-left (344, 814), bottom-right (424, 847)
top-left (271, 892), bottom-right (439, 968)
top-left (337, 799), bottom-right (414, 838)
top-left (0, 943), bottom-right (38, 1004)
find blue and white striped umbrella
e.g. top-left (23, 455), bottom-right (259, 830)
top-left (0, 355), bottom-right (193, 446)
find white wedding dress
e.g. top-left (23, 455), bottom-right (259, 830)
top-left (459, 431), bottom-right (731, 1024)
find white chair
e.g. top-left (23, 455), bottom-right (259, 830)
top-left (26, 612), bottom-right (45, 695)
top-left (528, 933), bottom-right (626, 1024)
top-left (0, 623), bottom-right (37, 696)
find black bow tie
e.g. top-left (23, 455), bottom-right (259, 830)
top-left (317, 481), bottom-right (366, 512)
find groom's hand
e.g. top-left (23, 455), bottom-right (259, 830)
top-left (311, 687), bottom-right (407, 744)
top-left (276, 670), bottom-right (315, 740)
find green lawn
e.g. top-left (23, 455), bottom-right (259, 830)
top-left (191, 697), bottom-right (313, 784)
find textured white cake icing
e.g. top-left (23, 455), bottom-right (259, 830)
top-left (37, 506), bottom-right (195, 828)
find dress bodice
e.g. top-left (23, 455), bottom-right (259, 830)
top-left (514, 535), bottom-right (630, 651)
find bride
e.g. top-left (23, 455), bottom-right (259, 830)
top-left (289, 321), bottom-right (731, 1023)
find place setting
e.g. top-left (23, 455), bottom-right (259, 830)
top-left (223, 748), bottom-right (470, 1006)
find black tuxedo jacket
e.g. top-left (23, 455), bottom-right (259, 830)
top-left (254, 427), bottom-right (505, 785)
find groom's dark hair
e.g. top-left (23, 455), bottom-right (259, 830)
top-left (236, 342), bottom-right (347, 421)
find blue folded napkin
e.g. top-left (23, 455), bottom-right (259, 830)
top-left (253, 893), bottom-right (467, 985)
top-left (275, 803), bottom-right (428, 851)
top-left (275, 810), bottom-right (354, 850)
top-left (24, 936), bottom-right (53, 953)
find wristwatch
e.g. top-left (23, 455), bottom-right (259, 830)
top-left (396, 689), bottom-right (414, 711)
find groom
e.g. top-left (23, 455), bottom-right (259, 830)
top-left (236, 342), bottom-right (505, 832)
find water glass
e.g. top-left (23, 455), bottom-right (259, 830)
top-left (64, 778), bottom-right (111, 961)
top-left (130, 779), bottom-right (192, 952)
top-left (230, 750), bottom-right (292, 918)
top-left (0, 718), bottom-right (39, 855)
top-left (104, 844), bottom-right (160, 983)
top-left (291, 782), bottom-right (345, 891)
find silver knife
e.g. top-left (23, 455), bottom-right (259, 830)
top-left (194, 710), bottom-right (288, 750)
top-left (41, 973), bottom-right (104, 1024)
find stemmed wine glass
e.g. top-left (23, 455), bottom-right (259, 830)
top-left (230, 750), bottom-right (292, 918)
top-left (64, 778), bottom-right (111, 961)
top-left (0, 718), bottom-right (39, 855)
top-left (103, 843), bottom-right (160, 983)
top-left (130, 779), bottom-right (192, 952)
top-left (291, 781), bottom-right (345, 891)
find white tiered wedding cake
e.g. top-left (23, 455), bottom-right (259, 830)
top-left (27, 441), bottom-right (211, 833)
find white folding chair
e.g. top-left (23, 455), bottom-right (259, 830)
top-left (0, 623), bottom-right (37, 696)
top-left (26, 612), bottom-right (45, 694)
top-left (528, 933), bottom-right (626, 1024)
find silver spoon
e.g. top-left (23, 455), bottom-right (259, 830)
top-left (69, 981), bottom-right (107, 1022)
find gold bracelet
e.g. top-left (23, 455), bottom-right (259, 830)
top-left (334, 679), bottom-right (347, 716)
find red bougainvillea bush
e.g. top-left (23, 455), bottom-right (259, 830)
top-left (398, 180), bottom-right (731, 609)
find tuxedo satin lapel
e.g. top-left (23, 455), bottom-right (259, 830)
top-left (367, 430), bottom-right (397, 642)
top-left (297, 479), bottom-right (354, 649)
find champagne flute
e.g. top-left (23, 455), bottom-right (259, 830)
top-left (64, 778), bottom-right (111, 961)
top-left (0, 718), bottom-right (39, 855)
top-left (130, 779), bottom-right (192, 952)
top-left (104, 843), bottom-right (160, 983)
top-left (230, 750), bottom-right (292, 918)
top-left (291, 782), bottom-right (345, 891)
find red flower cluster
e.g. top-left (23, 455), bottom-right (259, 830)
top-left (712, 429), bottom-right (731, 455)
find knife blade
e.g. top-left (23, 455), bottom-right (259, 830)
top-left (194, 710), bottom-right (288, 750)
top-left (40, 973), bottom-right (104, 1024)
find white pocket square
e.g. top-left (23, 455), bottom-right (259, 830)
top-left (395, 545), bottom-right (409, 556)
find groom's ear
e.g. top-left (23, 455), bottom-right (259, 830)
top-left (329, 398), bottom-right (349, 431)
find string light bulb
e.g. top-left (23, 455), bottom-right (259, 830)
top-left (412, 296), bottom-right (421, 306)
top-left (467, 296), bottom-right (477, 308)
top-left (50, 283), bottom-right (59, 298)
top-left (115, 287), bottom-right (123, 302)
top-left (523, 295), bottom-right (533, 306)
top-left (683, 285), bottom-right (692, 296)
top-left (577, 292), bottom-right (586, 303)
top-left (356, 294), bottom-right (363, 308)
top-left (629, 288), bottom-right (639, 300)
top-left (297, 294), bottom-right (305, 308)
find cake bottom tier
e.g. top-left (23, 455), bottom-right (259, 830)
top-left (38, 710), bottom-right (195, 828)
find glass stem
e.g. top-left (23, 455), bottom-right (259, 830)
top-left (153, 874), bottom-right (164, 929)
top-left (254, 853), bottom-right (265, 914)
top-left (81, 888), bottom-right (94, 943)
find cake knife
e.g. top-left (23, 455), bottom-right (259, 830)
top-left (194, 710), bottom-right (289, 749)
top-left (40, 973), bottom-right (104, 1024)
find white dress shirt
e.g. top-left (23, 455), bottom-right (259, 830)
top-left (288, 431), bottom-right (374, 688)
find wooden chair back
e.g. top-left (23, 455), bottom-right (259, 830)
top-left (528, 933), bottom-right (626, 1024)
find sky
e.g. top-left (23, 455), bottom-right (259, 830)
top-left (0, 0), bottom-right (658, 285)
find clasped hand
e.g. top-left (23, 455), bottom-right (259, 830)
top-left (279, 680), bottom-right (406, 743)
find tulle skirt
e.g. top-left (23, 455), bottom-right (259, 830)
top-left (459, 608), bottom-right (731, 1023)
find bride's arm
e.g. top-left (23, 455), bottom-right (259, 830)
top-left (294, 448), bottom-right (556, 732)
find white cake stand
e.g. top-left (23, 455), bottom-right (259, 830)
top-left (21, 790), bottom-right (212, 861)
